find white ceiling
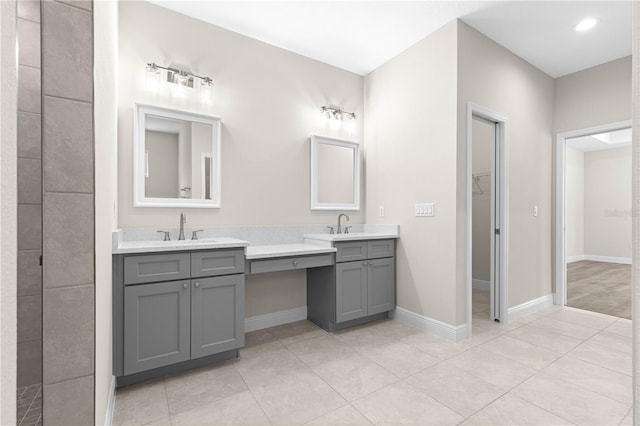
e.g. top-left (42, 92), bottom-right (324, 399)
top-left (567, 128), bottom-right (632, 152)
top-left (146, 1), bottom-right (632, 78)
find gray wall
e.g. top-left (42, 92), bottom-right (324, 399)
top-left (565, 147), bottom-right (585, 258)
top-left (41, 1), bottom-right (95, 424)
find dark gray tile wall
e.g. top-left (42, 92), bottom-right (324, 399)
top-left (41, 1), bottom-right (95, 424)
top-left (16, 0), bottom-right (42, 391)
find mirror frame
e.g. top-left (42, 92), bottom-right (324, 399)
top-left (310, 135), bottom-right (360, 211)
top-left (134, 103), bottom-right (222, 208)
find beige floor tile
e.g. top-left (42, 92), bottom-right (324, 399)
top-left (113, 379), bottom-right (169, 426)
top-left (171, 390), bottom-right (270, 426)
top-left (506, 325), bottom-right (583, 354)
top-left (287, 334), bottom-right (358, 368)
top-left (461, 393), bottom-right (573, 425)
top-left (542, 356), bottom-right (632, 405)
top-left (351, 382), bottom-right (463, 425)
top-left (604, 320), bottom-right (632, 338)
top-left (479, 335), bottom-right (561, 370)
top-left (311, 352), bottom-right (399, 401)
top-left (250, 369), bottom-right (346, 425)
top-left (588, 330), bottom-right (631, 354)
top-left (511, 372), bottom-right (629, 425)
top-left (356, 339), bottom-right (440, 377)
top-left (368, 318), bottom-right (423, 340)
top-left (142, 418), bottom-right (172, 426)
top-left (305, 404), bottom-right (373, 425)
top-left (440, 347), bottom-right (537, 390)
top-left (244, 328), bottom-right (277, 348)
top-left (568, 338), bottom-right (632, 376)
top-left (235, 341), bottom-right (308, 388)
top-left (546, 308), bottom-right (618, 330)
top-left (528, 317), bottom-right (601, 340)
top-left (164, 361), bottom-right (247, 415)
top-left (619, 409), bottom-right (632, 425)
top-left (270, 320), bottom-right (327, 346)
top-left (400, 331), bottom-right (467, 361)
top-left (405, 363), bottom-right (506, 418)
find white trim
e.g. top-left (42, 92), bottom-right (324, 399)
top-left (472, 279), bottom-right (490, 291)
top-left (244, 307), bottom-right (308, 332)
top-left (507, 294), bottom-right (554, 322)
top-left (584, 255), bottom-right (632, 265)
top-left (566, 255), bottom-right (586, 263)
top-left (466, 103), bottom-right (510, 339)
top-left (103, 375), bottom-right (116, 426)
top-left (554, 120), bottom-right (632, 306)
top-left (394, 307), bottom-right (468, 342)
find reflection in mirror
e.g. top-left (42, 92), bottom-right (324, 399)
top-left (134, 104), bottom-right (221, 208)
top-left (310, 135), bottom-right (360, 210)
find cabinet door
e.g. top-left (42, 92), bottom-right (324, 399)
top-left (124, 280), bottom-right (191, 375)
top-left (368, 258), bottom-right (396, 315)
top-left (336, 261), bottom-right (368, 323)
top-left (191, 274), bottom-right (245, 359)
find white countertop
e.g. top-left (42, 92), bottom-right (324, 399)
top-left (113, 237), bottom-right (249, 254)
top-left (303, 232), bottom-right (399, 243)
top-left (245, 243), bottom-right (336, 260)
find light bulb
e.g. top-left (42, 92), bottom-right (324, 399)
top-left (575, 17), bottom-right (599, 32)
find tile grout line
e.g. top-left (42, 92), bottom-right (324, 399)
top-left (231, 358), bottom-right (274, 425)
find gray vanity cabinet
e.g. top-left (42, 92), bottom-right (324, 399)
top-left (191, 275), bottom-right (244, 358)
top-left (114, 248), bottom-right (245, 386)
top-left (308, 239), bottom-right (396, 331)
top-left (124, 280), bottom-right (191, 375)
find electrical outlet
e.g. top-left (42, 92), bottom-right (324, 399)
top-left (415, 203), bottom-right (434, 217)
top-left (533, 205), bottom-right (538, 217)
top-left (379, 205), bottom-right (385, 218)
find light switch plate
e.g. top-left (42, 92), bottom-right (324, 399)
top-left (415, 203), bottom-right (434, 217)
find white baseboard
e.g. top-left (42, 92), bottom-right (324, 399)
top-left (472, 279), bottom-right (490, 291)
top-left (566, 254), bottom-right (631, 265)
top-left (566, 255), bottom-right (586, 263)
top-left (394, 307), bottom-right (467, 342)
top-left (103, 375), bottom-right (116, 426)
top-left (585, 255), bottom-right (631, 265)
top-left (244, 306), bottom-right (307, 332)
top-left (507, 294), bottom-right (554, 322)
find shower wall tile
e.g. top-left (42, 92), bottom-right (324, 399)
top-left (17, 18), bottom-right (40, 68)
top-left (57, 0), bottom-right (92, 12)
top-left (43, 376), bottom-right (93, 426)
top-left (17, 112), bottom-right (41, 159)
top-left (18, 158), bottom-right (42, 205)
top-left (17, 340), bottom-right (42, 388)
top-left (17, 294), bottom-right (42, 342)
top-left (43, 285), bottom-right (94, 384)
top-left (17, 0), bottom-right (40, 22)
top-left (17, 65), bottom-right (41, 114)
top-left (43, 193), bottom-right (94, 288)
top-left (17, 204), bottom-right (42, 251)
top-left (18, 250), bottom-right (42, 297)
top-left (43, 97), bottom-right (93, 193)
top-left (42, 1), bottom-right (92, 102)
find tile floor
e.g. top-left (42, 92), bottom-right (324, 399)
top-left (16, 384), bottom-right (42, 426)
top-left (567, 260), bottom-right (631, 319)
top-left (113, 290), bottom-right (632, 425)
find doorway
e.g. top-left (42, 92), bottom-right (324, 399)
top-left (466, 103), bottom-right (509, 338)
top-left (555, 121), bottom-right (632, 317)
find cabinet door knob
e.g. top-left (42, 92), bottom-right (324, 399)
top-left (182, 282), bottom-right (188, 289)
top-left (363, 262), bottom-right (368, 266)
top-left (194, 282), bottom-right (200, 288)
top-left (292, 261), bottom-right (298, 266)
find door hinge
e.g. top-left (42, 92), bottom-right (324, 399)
top-left (495, 229), bottom-right (500, 235)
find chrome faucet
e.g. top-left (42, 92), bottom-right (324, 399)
top-left (337, 213), bottom-right (350, 234)
top-left (178, 212), bottom-right (186, 240)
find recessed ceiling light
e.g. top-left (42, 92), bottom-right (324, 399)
top-left (574, 18), bottom-right (600, 32)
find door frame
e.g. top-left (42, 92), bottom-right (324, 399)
top-left (554, 120), bottom-right (632, 306)
top-left (466, 102), bottom-right (509, 338)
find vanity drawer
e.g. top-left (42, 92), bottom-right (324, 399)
top-left (191, 249), bottom-right (245, 277)
top-left (124, 253), bottom-right (190, 285)
top-left (367, 239), bottom-right (395, 259)
top-left (335, 242), bottom-right (367, 263)
top-left (250, 254), bottom-right (333, 274)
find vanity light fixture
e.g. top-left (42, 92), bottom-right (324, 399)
top-left (146, 62), bottom-right (213, 91)
top-left (320, 105), bottom-right (356, 122)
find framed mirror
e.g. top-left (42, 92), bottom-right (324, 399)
top-left (310, 135), bottom-right (360, 210)
top-left (134, 104), bottom-right (221, 208)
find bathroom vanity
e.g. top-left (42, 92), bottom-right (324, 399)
top-left (112, 226), bottom-right (398, 387)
